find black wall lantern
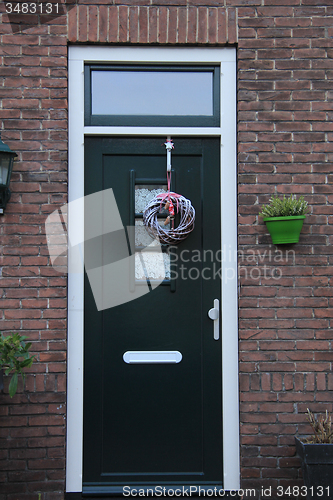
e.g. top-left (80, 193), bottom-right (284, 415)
top-left (0, 133), bottom-right (17, 215)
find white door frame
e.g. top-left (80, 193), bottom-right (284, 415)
top-left (67, 46), bottom-right (239, 493)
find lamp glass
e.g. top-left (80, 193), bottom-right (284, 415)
top-left (0, 154), bottom-right (11, 187)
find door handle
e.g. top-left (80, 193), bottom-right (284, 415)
top-left (208, 299), bottom-right (220, 340)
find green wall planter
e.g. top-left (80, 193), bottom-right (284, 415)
top-left (263, 215), bottom-right (306, 244)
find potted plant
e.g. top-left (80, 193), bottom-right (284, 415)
top-left (260, 194), bottom-right (308, 244)
top-left (0, 332), bottom-right (35, 397)
top-left (295, 409), bottom-right (333, 500)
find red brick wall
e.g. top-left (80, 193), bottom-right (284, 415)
top-left (237, 3), bottom-right (333, 496)
top-left (0, 1), bottom-right (332, 499)
top-left (0, 8), bottom-right (68, 499)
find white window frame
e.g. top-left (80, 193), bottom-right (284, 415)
top-left (67, 46), bottom-right (239, 493)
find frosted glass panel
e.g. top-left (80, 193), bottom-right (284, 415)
top-left (135, 185), bottom-right (167, 214)
top-left (135, 252), bottom-right (170, 281)
top-left (135, 220), bottom-right (170, 247)
top-left (92, 70), bottom-right (214, 116)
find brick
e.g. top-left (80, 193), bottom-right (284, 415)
top-left (138, 6), bottom-right (148, 43)
top-left (316, 373), bottom-right (326, 391)
top-left (127, 6), bottom-right (138, 42)
top-left (98, 5), bottom-right (108, 42)
top-left (9, 448), bottom-right (46, 460)
top-left (197, 7), bottom-right (207, 43)
top-left (118, 5), bottom-right (128, 43)
top-left (88, 5), bottom-right (98, 42)
top-left (2, 35), bottom-right (39, 45)
top-left (177, 7), bottom-right (187, 44)
top-left (27, 459), bottom-right (65, 470)
top-left (8, 470), bottom-right (45, 483)
top-left (187, 6), bottom-right (197, 43)
top-left (217, 8), bottom-right (227, 44)
top-left (78, 5), bottom-right (88, 42)
top-left (109, 5), bottom-right (118, 42)
top-left (228, 8), bottom-right (237, 44)
top-left (166, 7), bottom-right (176, 44)
top-left (148, 6), bottom-right (158, 43)
top-left (157, 7), bottom-right (168, 43)
top-left (0, 460), bottom-right (27, 472)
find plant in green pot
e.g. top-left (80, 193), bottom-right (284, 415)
top-left (260, 194), bottom-right (308, 244)
top-left (0, 332), bottom-right (35, 397)
top-left (295, 409), bottom-right (333, 500)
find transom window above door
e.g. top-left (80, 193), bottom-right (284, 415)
top-left (84, 64), bottom-right (220, 127)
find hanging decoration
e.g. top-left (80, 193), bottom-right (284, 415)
top-left (143, 138), bottom-right (195, 245)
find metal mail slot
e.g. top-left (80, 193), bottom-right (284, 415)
top-left (123, 351), bottom-right (182, 364)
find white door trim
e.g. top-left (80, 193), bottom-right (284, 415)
top-left (67, 46), bottom-right (239, 493)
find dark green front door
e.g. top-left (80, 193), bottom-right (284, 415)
top-left (83, 137), bottom-right (222, 495)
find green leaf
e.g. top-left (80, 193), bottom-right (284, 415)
top-left (260, 194), bottom-right (309, 218)
top-left (0, 331), bottom-right (35, 397)
top-left (9, 372), bottom-right (18, 398)
top-left (20, 357), bottom-right (34, 368)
